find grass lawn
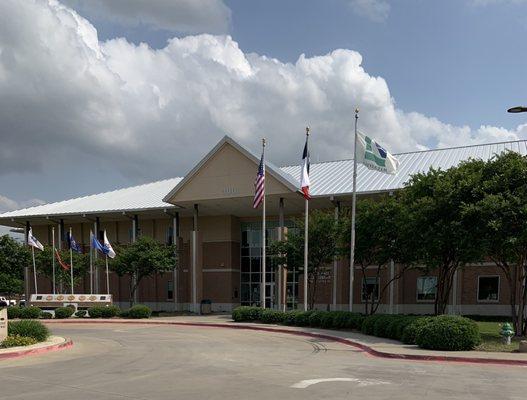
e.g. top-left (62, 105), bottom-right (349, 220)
top-left (475, 321), bottom-right (525, 352)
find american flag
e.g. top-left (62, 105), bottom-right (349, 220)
top-left (253, 151), bottom-right (265, 208)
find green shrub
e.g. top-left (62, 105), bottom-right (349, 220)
top-left (308, 311), bottom-right (328, 327)
top-left (232, 306), bottom-right (262, 322)
top-left (101, 305), bottom-right (120, 318)
top-left (293, 311), bottom-right (315, 326)
top-left (373, 315), bottom-right (396, 338)
top-left (119, 309), bottom-right (129, 318)
top-left (361, 314), bottom-right (385, 335)
top-left (87, 306), bottom-right (105, 318)
top-left (126, 305), bottom-right (152, 319)
top-left (8, 320), bottom-right (49, 342)
top-left (39, 312), bottom-right (53, 319)
top-left (260, 309), bottom-right (286, 324)
top-left (401, 317), bottom-right (433, 344)
top-left (346, 313), bottom-right (365, 330)
top-left (1, 335), bottom-right (38, 348)
top-left (415, 315), bottom-right (481, 351)
top-left (320, 311), bottom-right (335, 329)
top-left (75, 310), bottom-right (87, 318)
top-left (282, 310), bottom-right (302, 325)
top-left (19, 306), bottom-right (42, 319)
top-left (7, 306), bottom-right (21, 319)
top-left (54, 307), bottom-right (75, 319)
top-left (392, 316), bottom-right (419, 341)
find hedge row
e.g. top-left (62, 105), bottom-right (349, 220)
top-left (231, 307), bottom-right (481, 351)
top-left (5, 305), bottom-right (152, 319)
top-left (232, 307), bottom-right (364, 330)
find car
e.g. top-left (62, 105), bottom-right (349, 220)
top-left (0, 297), bottom-right (17, 306)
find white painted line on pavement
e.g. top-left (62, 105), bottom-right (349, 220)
top-left (291, 377), bottom-right (391, 389)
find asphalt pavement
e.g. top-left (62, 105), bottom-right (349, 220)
top-left (0, 323), bottom-right (525, 400)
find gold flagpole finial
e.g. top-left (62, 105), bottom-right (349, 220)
top-left (306, 126), bottom-right (310, 136)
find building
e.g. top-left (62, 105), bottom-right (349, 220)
top-left (1, 136), bottom-right (526, 315)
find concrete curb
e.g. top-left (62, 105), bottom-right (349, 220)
top-left (0, 337), bottom-right (73, 361)
top-left (42, 319), bottom-right (527, 367)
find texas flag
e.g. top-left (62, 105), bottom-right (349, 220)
top-left (27, 228), bottom-right (44, 251)
top-left (103, 231), bottom-right (116, 259)
top-left (300, 135), bottom-right (311, 199)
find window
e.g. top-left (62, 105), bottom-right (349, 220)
top-left (417, 276), bottom-right (437, 301)
top-left (167, 281), bottom-right (174, 300)
top-left (362, 277), bottom-right (379, 302)
top-left (478, 276), bottom-right (499, 302)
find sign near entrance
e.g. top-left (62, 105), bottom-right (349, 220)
top-left (0, 307), bottom-right (7, 342)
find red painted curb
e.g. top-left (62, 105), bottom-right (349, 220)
top-left (0, 338), bottom-right (73, 361)
top-left (42, 320), bottom-right (527, 367)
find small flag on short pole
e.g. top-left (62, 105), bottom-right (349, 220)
top-left (27, 227), bottom-right (43, 294)
top-left (103, 230), bottom-right (115, 295)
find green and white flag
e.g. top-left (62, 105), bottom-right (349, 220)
top-left (356, 132), bottom-right (399, 175)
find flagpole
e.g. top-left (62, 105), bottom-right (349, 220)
top-left (89, 231), bottom-right (93, 295)
top-left (69, 228), bottom-right (74, 295)
top-left (261, 138), bottom-right (267, 309)
top-left (52, 227), bottom-right (56, 295)
top-left (105, 254), bottom-right (110, 295)
top-left (304, 127), bottom-right (309, 311)
top-left (32, 246), bottom-right (38, 295)
top-left (349, 108), bottom-right (359, 312)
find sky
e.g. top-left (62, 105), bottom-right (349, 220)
top-left (1, 0), bottom-right (527, 217)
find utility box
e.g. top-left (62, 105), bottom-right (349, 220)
top-left (0, 306), bottom-right (7, 342)
top-left (200, 299), bottom-right (212, 315)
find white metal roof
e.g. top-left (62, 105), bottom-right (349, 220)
top-left (0, 177), bottom-right (182, 218)
top-left (281, 139), bottom-right (527, 196)
top-left (1, 139), bottom-right (526, 220)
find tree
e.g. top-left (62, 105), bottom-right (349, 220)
top-left (401, 162), bottom-right (484, 315)
top-left (35, 247), bottom-right (89, 293)
top-left (110, 236), bottom-right (175, 306)
top-left (0, 235), bottom-right (30, 296)
top-left (348, 196), bottom-right (416, 314)
top-left (462, 152), bottom-right (527, 335)
top-left (269, 210), bottom-right (345, 310)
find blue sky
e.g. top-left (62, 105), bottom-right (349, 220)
top-left (0, 0), bottom-right (527, 212)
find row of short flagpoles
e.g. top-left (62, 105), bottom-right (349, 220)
top-left (27, 227), bottom-right (115, 295)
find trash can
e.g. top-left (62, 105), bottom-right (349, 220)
top-left (200, 299), bottom-right (212, 315)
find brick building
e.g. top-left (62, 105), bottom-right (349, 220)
top-left (1, 136), bottom-right (526, 315)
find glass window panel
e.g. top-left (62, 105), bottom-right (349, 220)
top-left (242, 230), bottom-right (249, 247)
top-left (250, 257), bottom-right (261, 273)
top-left (362, 277), bottom-right (379, 302)
top-left (417, 276), bottom-right (437, 301)
top-left (241, 285), bottom-right (250, 302)
top-left (241, 273), bottom-right (251, 283)
top-left (250, 247), bottom-right (261, 257)
top-left (478, 276), bottom-right (499, 301)
top-left (241, 257), bottom-right (250, 272)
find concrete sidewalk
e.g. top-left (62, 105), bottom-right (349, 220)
top-left (44, 314), bottom-right (527, 364)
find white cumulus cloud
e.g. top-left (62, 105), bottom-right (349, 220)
top-left (0, 0), bottom-right (524, 186)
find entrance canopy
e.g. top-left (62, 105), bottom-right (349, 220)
top-left (163, 136), bottom-right (307, 216)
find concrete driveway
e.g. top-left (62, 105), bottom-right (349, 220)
top-left (0, 323), bottom-right (525, 400)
